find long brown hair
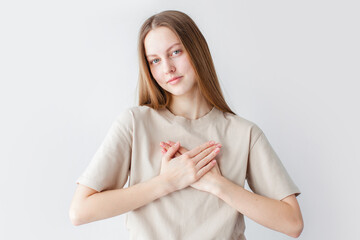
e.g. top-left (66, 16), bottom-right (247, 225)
top-left (137, 10), bottom-right (235, 115)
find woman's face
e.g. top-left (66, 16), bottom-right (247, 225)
top-left (144, 27), bottom-right (197, 96)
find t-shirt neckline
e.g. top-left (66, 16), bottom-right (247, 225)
top-left (161, 105), bottom-right (218, 125)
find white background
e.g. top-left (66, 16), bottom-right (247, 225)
top-left (1, 0), bottom-right (359, 239)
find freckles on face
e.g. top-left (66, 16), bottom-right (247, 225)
top-left (144, 27), bottom-right (181, 84)
top-left (143, 27), bottom-right (197, 95)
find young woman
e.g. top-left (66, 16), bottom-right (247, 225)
top-left (70, 10), bottom-right (303, 239)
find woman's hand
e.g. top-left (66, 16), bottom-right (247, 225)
top-left (160, 141), bottom-right (223, 193)
top-left (159, 141), bottom-right (220, 192)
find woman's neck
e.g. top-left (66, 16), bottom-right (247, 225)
top-left (168, 89), bottom-right (213, 120)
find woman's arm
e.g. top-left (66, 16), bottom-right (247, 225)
top-left (70, 140), bottom-right (219, 226)
top-left (162, 141), bottom-right (303, 238)
top-left (210, 176), bottom-right (303, 238)
top-left (69, 175), bottom-right (173, 226)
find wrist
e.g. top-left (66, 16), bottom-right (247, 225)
top-left (156, 174), bottom-right (177, 195)
top-left (209, 175), bottom-right (227, 197)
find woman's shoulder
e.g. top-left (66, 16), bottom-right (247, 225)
top-left (222, 110), bottom-right (257, 127)
top-left (127, 105), bottom-right (157, 115)
top-left (112, 106), bottom-right (153, 129)
top-left (117, 105), bottom-right (160, 119)
top-left (221, 110), bottom-right (263, 137)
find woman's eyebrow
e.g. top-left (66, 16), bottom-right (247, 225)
top-left (146, 42), bottom-right (181, 58)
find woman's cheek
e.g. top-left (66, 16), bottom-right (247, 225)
top-left (153, 70), bottom-right (167, 85)
top-left (153, 74), bottom-right (166, 88)
top-left (153, 73), bottom-right (162, 85)
top-left (149, 68), bottom-right (159, 83)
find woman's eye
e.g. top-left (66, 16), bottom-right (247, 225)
top-left (151, 59), bottom-right (159, 64)
top-left (173, 50), bottom-right (181, 55)
top-left (149, 50), bottom-right (181, 64)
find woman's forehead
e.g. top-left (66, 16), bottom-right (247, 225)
top-left (144, 27), bottom-right (182, 56)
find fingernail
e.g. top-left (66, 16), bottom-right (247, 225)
top-left (160, 142), bottom-right (165, 147)
top-left (175, 141), bottom-right (179, 146)
top-left (216, 143), bottom-right (222, 148)
top-left (209, 140), bottom-right (215, 145)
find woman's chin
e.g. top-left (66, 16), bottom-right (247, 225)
top-left (168, 87), bottom-right (198, 97)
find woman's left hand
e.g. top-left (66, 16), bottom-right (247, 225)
top-left (160, 140), bottom-right (223, 193)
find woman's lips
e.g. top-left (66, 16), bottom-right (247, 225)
top-left (167, 76), bottom-right (182, 84)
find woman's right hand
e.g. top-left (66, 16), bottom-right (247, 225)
top-left (159, 141), bottom-right (220, 192)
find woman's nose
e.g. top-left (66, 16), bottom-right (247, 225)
top-left (163, 59), bottom-right (175, 74)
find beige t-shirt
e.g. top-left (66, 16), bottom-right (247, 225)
top-left (76, 105), bottom-right (300, 240)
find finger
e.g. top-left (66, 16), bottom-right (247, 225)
top-left (160, 143), bottom-right (169, 155)
top-left (168, 140), bottom-right (222, 150)
top-left (186, 141), bottom-right (216, 158)
top-left (160, 144), bottom-right (181, 157)
top-left (167, 141), bottom-right (221, 155)
top-left (161, 142), bottom-right (176, 153)
top-left (164, 141), bottom-right (180, 160)
top-left (166, 141), bottom-right (188, 155)
top-left (161, 142), bottom-right (178, 153)
top-left (160, 142), bottom-right (170, 150)
top-left (160, 141), bottom-right (168, 149)
top-left (194, 146), bottom-right (220, 169)
top-left (191, 145), bottom-right (218, 163)
top-left (196, 160), bottom-right (216, 179)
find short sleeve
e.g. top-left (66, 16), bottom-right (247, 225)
top-left (246, 125), bottom-right (301, 200)
top-left (76, 108), bottom-right (133, 192)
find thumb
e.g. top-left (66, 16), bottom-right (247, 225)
top-left (164, 141), bottom-right (180, 160)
